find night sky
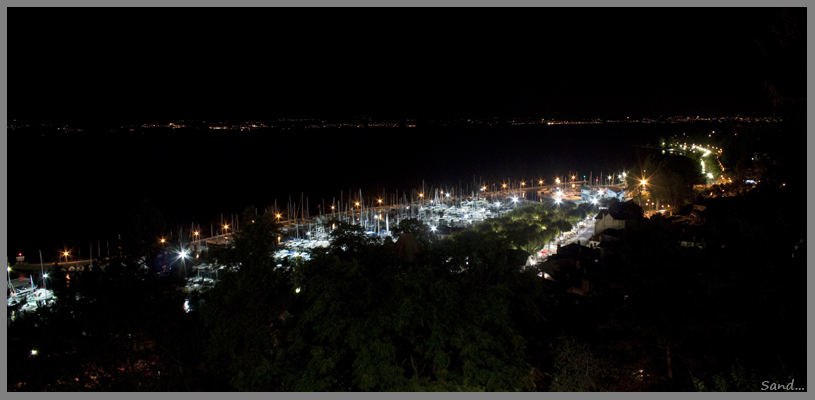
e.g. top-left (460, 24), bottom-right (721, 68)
top-left (7, 7), bottom-right (805, 262)
top-left (9, 8), bottom-right (803, 123)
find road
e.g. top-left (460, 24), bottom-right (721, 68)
top-left (543, 216), bottom-right (596, 256)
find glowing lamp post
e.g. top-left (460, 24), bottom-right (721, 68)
top-left (178, 250), bottom-right (189, 277)
top-left (639, 179), bottom-right (647, 207)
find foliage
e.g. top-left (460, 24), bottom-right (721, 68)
top-left (392, 217), bottom-right (432, 247)
top-left (199, 208), bottom-right (293, 391)
top-left (627, 154), bottom-right (703, 209)
top-left (691, 361), bottom-right (759, 392)
top-left (8, 256), bottom-right (223, 391)
top-left (549, 336), bottom-right (602, 392)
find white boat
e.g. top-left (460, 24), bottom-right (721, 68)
top-left (27, 288), bottom-right (54, 304)
top-left (20, 302), bottom-right (38, 313)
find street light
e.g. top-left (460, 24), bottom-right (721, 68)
top-left (178, 250), bottom-right (189, 277)
top-left (63, 251), bottom-right (69, 264)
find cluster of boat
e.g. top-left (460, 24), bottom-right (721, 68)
top-left (7, 287), bottom-right (56, 313)
top-left (178, 196), bottom-right (553, 298)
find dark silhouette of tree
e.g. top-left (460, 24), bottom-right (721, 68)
top-left (633, 154), bottom-right (703, 209)
top-left (199, 208), bottom-right (292, 391)
top-left (121, 199), bottom-right (171, 262)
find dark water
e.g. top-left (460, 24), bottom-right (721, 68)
top-left (9, 123), bottom-right (699, 262)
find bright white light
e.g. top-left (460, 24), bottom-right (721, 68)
top-left (295, 287), bottom-right (301, 293)
top-left (555, 198), bottom-right (562, 204)
top-left (591, 198), bottom-right (597, 204)
top-left (31, 350), bottom-right (37, 356)
top-left (512, 197), bottom-right (518, 203)
top-left (445, 193), bottom-right (450, 197)
top-left (179, 251), bottom-right (187, 258)
top-left (430, 226), bottom-right (437, 232)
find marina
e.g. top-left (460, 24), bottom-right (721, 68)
top-left (9, 180), bottom-right (628, 312)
